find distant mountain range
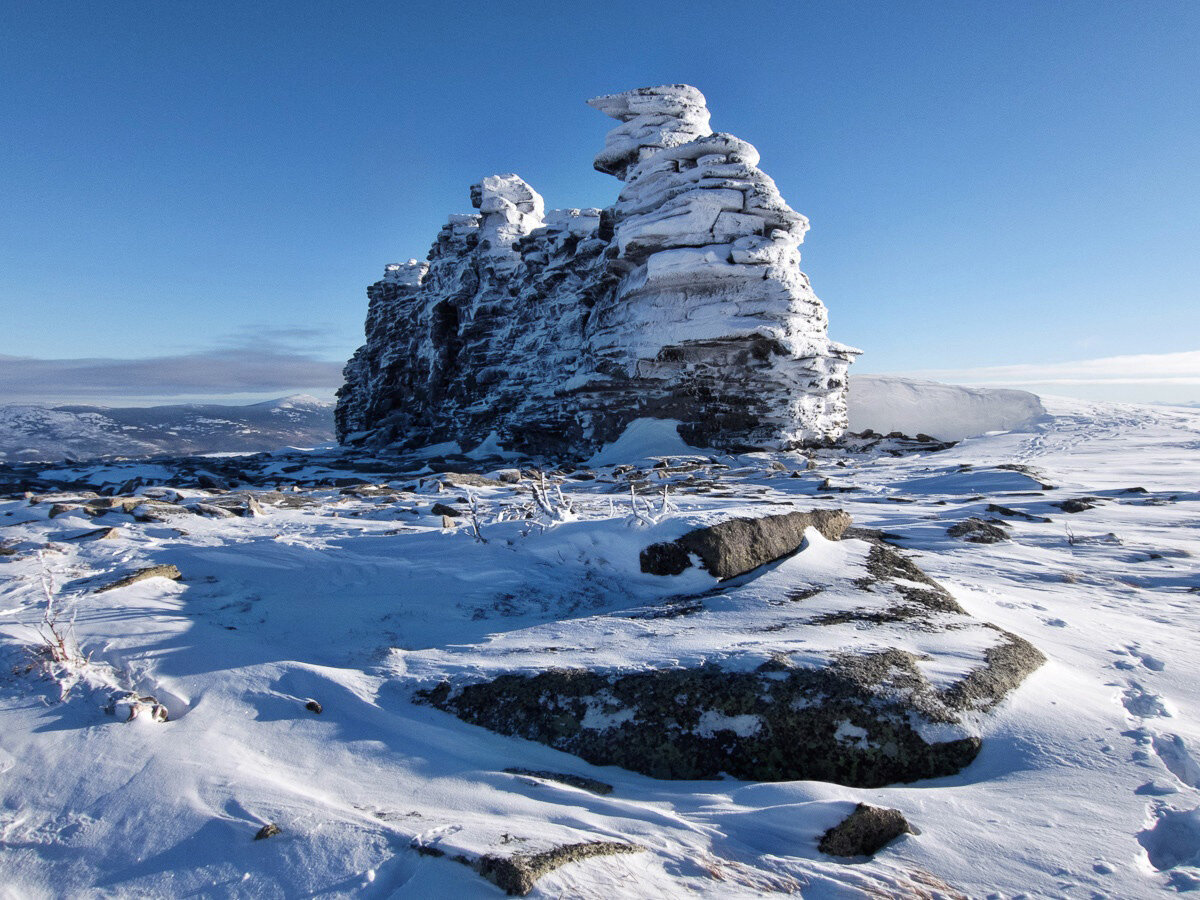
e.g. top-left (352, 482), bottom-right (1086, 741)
top-left (0, 395), bottom-right (335, 462)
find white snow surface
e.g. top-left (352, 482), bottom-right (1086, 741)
top-left (0, 397), bottom-right (1198, 897)
top-left (848, 374), bottom-right (1046, 441)
top-left (585, 417), bottom-right (706, 466)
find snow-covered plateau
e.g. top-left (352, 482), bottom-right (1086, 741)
top-left (0, 395), bottom-right (335, 463)
top-left (0, 393), bottom-right (1197, 897)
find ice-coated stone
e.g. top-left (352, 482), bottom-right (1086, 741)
top-left (336, 85), bottom-right (860, 457)
top-left (470, 174), bottom-right (545, 256)
top-left (587, 84), bottom-right (712, 181)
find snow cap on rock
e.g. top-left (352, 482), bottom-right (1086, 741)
top-left (470, 174), bottom-right (546, 255)
top-left (588, 84), bottom-right (713, 180)
top-left (382, 259), bottom-right (427, 287)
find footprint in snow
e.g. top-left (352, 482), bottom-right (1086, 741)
top-left (1127, 645), bottom-right (1167, 671)
top-left (1042, 617), bottom-right (1068, 627)
top-left (1138, 804), bottom-right (1200, 874)
top-left (1152, 733), bottom-right (1200, 789)
top-left (1122, 682), bottom-right (1171, 719)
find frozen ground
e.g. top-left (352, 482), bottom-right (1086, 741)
top-left (0, 396), bottom-right (1197, 897)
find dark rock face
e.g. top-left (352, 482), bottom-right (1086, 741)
top-left (422, 661), bottom-right (983, 788)
top-left (336, 85), bottom-right (858, 458)
top-left (641, 509), bottom-right (852, 579)
top-left (947, 517), bottom-right (1010, 543)
top-left (819, 804), bottom-right (913, 858)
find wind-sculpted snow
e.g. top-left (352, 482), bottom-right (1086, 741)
top-left (337, 85), bottom-right (859, 457)
top-left (849, 375), bottom-right (1046, 441)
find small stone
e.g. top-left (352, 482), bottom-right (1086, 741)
top-left (104, 691), bottom-right (168, 723)
top-left (441, 515), bottom-right (456, 529)
top-left (819, 803), bottom-right (913, 858)
top-left (1054, 497), bottom-right (1098, 513)
top-left (254, 823), bottom-right (281, 841)
top-left (947, 518), bottom-right (1009, 543)
top-left (95, 564), bottom-right (182, 593)
top-left (305, 699), bottom-right (323, 714)
top-left (431, 502), bottom-right (461, 518)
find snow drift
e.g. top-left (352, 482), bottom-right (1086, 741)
top-left (848, 375), bottom-right (1045, 441)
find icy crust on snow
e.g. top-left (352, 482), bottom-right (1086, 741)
top-left (848, 375), bottom-right (1046, 441)
top-left (336, 85), bottom-right (858, 457)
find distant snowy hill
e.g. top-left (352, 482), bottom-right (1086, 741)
top-left (0, 395), bottom-right (335, 462)
top-left (848, 375), bottom-right (1046, 441)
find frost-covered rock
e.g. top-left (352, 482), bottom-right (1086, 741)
top-left (336, 85), bottom-right (859, 457)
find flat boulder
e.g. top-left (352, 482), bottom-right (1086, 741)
top-left (414, 529), bottom-right (1044, 788)
top-left (641, 508), bottom-right (851, 579)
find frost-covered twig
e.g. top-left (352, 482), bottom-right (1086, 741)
top-left (624, 487), bottom-right (672, 528)
top-left (528, 470), bottom-right (575, 525)
top-left (30, 551), bottom-right (89, 699)
top-left (465, 488), bottom-right (488, 544)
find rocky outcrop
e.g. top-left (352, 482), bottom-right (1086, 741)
top-left (414, 526), bottom-right (1045, 788)
top-left (336, 85), bottom-right (859, 457)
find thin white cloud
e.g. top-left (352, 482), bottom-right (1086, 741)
top-left (892, 349), bottom-right (1200, 387)
top-left (0, 349), bottom-right (345, 405)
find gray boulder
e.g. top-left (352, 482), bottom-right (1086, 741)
top-left (641, 508), bottom-right (852, 579)
top-left (819, 803), bottom-right (913, 858)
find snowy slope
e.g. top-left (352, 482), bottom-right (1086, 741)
top-left (0, 395), bottom-right (334, 462)
top-left (848, 374), bottom-right (1046, 441)
top-left (0, 398), bottom-right (1197, 896)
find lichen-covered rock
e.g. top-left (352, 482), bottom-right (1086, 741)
top-left (336, 85), bottom-right (859, 457)
top-left (819, 803), bottom-right (913, 858)
top-left (947, 517), bottom-right (1010, 543)
top-left (412, 529), bottom-right (1045, 788)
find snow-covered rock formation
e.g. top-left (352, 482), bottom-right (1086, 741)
top-left (337, 85), bottom-right (859, 456)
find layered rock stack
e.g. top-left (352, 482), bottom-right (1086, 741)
top-left (336, 85), bottom-right (859, 456)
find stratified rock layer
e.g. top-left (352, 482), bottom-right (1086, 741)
top-left (337, 85), bottom-right (859, 457)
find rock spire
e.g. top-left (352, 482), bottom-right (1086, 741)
top-left (336, 85), bottom-right (859, 457)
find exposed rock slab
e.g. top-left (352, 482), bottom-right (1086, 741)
top-left (412, 527), bottom-right (1045, 788)
top-left (95, 564), bottom-right (182, 593)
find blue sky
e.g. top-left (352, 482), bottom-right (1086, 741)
top-left (2, 1), bottom-right (1198, 405)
